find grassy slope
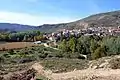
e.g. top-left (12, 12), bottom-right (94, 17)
top-left (0, 45), bottom-right (88, 76)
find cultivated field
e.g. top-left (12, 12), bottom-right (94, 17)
top-left (0, 42), bottom-right (37, 51)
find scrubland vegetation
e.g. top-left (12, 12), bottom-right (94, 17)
top-left (1, 31), bottom-right (120, 80)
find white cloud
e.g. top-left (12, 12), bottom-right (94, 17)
top-left (0, 11), bottom-right (77, 26)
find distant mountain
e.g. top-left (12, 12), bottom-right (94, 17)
top-left (0, 23), bottom-right (40, 32)
top-left (1, 10), bottom-right (120, 33)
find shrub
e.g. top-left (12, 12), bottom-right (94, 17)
top-left (0, 56), bottom-right (4, 63)
top-left (39, 52), bottom-right (48, 59)
top-left (55, 53), bottom-right (63, 58)
top-left (91, 45), bottom-right (107, 60)
top-left (3, 53), bottom-right (10, 58)
top-left (24, 51), bottom-right (29, 54)
top-left (17, 57), bottom-right (35, 63)
top-left (8, 49), bottom-right (15, 55)
top-left (47, 54), bottom-right (54, 58)
top-left (63, 52), bottom-right (71, 58)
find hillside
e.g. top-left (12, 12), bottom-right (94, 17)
top-left (1, 10), bottom-right (120, 32)
top-left (38, 10), bottom-right (120, 32)
top-left (77, 10), bottom-right (120, 28)
top-left (0, 23), bottom-right (40, 32)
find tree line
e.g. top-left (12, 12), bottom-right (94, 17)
top-left (59, 35), bottom-right (120, 59)
top-left (0, 30), bottom-right (46, 42)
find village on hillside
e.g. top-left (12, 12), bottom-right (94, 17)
top-left (44, 26), bottom-right (120, 43)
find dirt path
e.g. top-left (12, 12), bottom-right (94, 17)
top-left (32, 63), bottom-right (120, 80)
top-left (50, 69), bottom-right (120, 80)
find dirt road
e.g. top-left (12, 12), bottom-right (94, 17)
top-left (32, 63), bottom-right (120, 80)
top-left (49, 69), bottom-right (120, 80)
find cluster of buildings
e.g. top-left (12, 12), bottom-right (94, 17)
top-left (45, 26), bottom-right (120, 42)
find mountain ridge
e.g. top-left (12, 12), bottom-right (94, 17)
top-left (1, 10), bottom-right (120, 32)
top-left (37, 10), bottom-right (120, 32)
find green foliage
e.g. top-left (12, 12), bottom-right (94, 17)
top-left (102, 37), bottom-right (120, 55)
top-left (68, 37), bottom-right (76, 52)
top-left (0, 55), bottom-right (4, 63)
top-left (2, 35), bottom-right (120, 65)
top-left (59, 35), bottom-right (115, 59)
top-left (59, 36), bottom-right (92, 55)
top-left (91, 45), bottom-right (107, 59)
top-left (80, 36), bottom-right (91, 54)
top-left (76, 37), bottom-right (90, 55)
top-left (0, 30), bottom-right (44, 42)
top-left (58, 39), bottom-right (69, 52)
top-left (90, 39), bottom-right (99, 54)
top-left (8, 49), bottom-right (15, 55)
top-left (55, 52), bottom-right (63, 58)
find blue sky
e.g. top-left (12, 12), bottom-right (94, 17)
top-left (0, 0), bottom-right (120, 25)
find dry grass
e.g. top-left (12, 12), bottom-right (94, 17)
top-left (0, 42), bottom-right (37, 51)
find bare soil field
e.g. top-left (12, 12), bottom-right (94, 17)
top-left (0, 42), bottom-right (37, 51)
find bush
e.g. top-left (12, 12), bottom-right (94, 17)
top-left (3, 53), bottom-right (10, 58)
top-left (55, 53), bottom-right (63, 58)
top-left (91, 46), bottom-right (107, 60)
top-left (8, 49), bottom-right (15, 55)
top-left (17, 57), bottom-right (35, 63)
top-left (8, 55), bottom-right (36, 63)
top-left (0, 56), bottom-right (4, 63)
top-left (63, 52), bottom-right (71, 58)
top-left (47, 54), bottom-right (54, 58)
top-left (39, 52), bottom-right (48, 59)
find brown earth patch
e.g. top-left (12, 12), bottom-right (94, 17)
top-left (0, 42), bottom-right (37, 51)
